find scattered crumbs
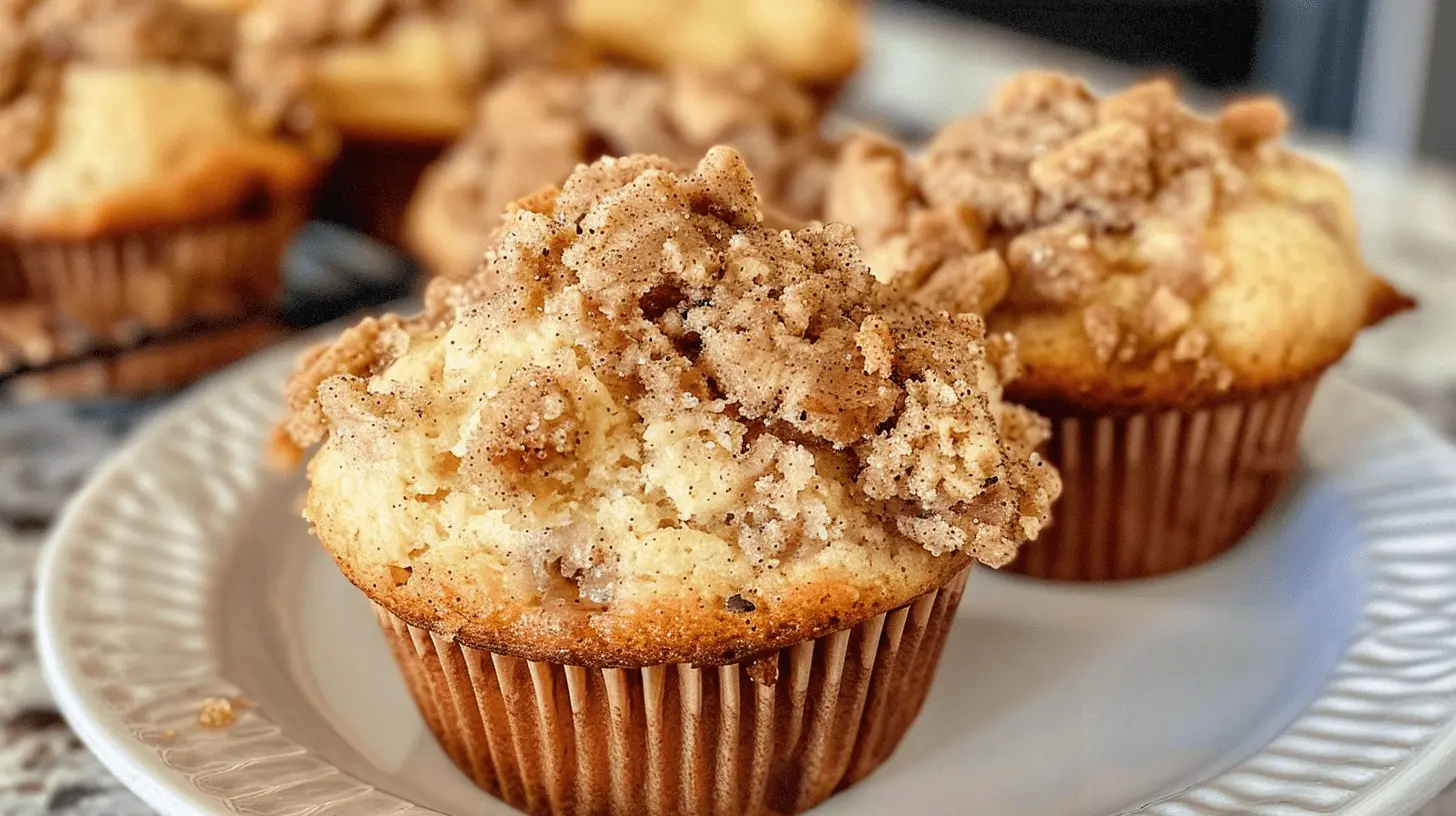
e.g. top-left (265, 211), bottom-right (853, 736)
top-left (746, 655), bottom-right (779, 687)
top-left (197, 697), bottom-right (246, 729)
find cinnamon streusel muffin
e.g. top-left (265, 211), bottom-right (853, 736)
top-left (827, 72), bottom-right (1412, 581)
top-left (0, 0), bottom-right (330, 374)
top-left (238, 0), bottom-right (571, 244)
top-left (564, 0), bottom-right (861, 100)
top-left (278, 148), bottom-right (1058, 815)
top-left (405, 63), bottom-right (834, 280)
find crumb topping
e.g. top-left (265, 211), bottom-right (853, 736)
top-left (421, 64), bottom-right (833, 276)
top-left (827, 72), bottom-right (1299, 387)
top-left (286, 148), bottom-right (1059, 610)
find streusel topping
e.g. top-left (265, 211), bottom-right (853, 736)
top-left (827, 73), bottom-right (1303, 388)
top-left (419, 64), bottom-right (833, 277)
top-left (286, 148), bottom-right (1057, 615)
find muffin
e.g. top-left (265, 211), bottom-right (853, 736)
top-left (405, 63), bottom-right (834, 281)
top-left (0, 0), bottom-right (329, 372)
top-left (238, 0), bottom-right (569, 245)
top-left (276, 148), bottom-right (1059, 814)
top-left (564, 0), bottom-right (862, 101)
top-left (826, 72), bottom-right (1412, 581)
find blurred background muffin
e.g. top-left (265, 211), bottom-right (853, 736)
top-left (564, 0), bottom-right (862, 101)
top-left (0, 0), bottom-right (332, 394)
top-left (827, 71), bottom-right (1411, 581)
top-left (405, 63), bottom-right (834, 281)
top-left (237, 0), bottom-right (569, 246)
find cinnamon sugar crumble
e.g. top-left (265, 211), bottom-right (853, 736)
top-left (272, 315), bottom-right (419, 464)
top-left (423, 64), bottom-right (834, 276)
top-left (284, 149), bottom-right (1059, 597)
top-left (827, 72), bottom-right (1298, 386)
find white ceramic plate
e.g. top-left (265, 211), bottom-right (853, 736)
top-left (33, 341), bottom-right (1456, 816)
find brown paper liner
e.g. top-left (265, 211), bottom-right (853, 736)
top-left (313, 137), bottom-right (446, 249)
top-left (1008, 376), bottom-right (1321, 581)
top-left (0, 201), bottom-right (304, 348)
top-left (375, 567), bottom-right (969, 816)
top-left (5, 318), bottom-right (284, 401)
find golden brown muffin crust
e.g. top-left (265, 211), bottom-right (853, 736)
top-left (285, 148), bottom-right (1059, 666)
top-left (827, 73), bottom-right (1413, 410)
top-left (405, 64), bottom-right (835, 281)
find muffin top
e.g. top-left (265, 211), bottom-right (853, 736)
top-left (0, 0), bottom-right (330, 238)
top-left (564, 0), bottom-right (860, 91)
top-left (406, 63), bottom-right (834, 280)
top-left (280, 148), bottom-right (1059, 666)
top-left (238, 0), bottom-right (564, 139)
top-left (826, 72), bottom-right (1412, 410)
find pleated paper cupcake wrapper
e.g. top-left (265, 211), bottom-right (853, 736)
top-left (1009, 375), bottom-right (1320, 581)
top-left (375, 567), bottom-right (970, 816)
top-left (0, 202), bottom-right (305, 352)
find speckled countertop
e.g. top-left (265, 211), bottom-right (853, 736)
top-left (7, 5), bottom-right (1456, 814)
top-left (1, 406), bottom-right (150, 816)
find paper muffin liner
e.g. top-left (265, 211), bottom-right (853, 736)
top-left (5, 318), bottom-right (283, 401)
top-left (0, 200), bottom-right (304, 349)
top-left (313, 137), bottom-right (446, 248)
top-left (374, 566), bottom-right (970, 816)
top-left (1008, 375), bottom-right (1321, 581)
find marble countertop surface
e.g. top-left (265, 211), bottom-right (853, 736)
top-left (8, 4), bottom-right (1456, 814)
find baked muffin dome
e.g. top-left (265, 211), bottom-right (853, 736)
top-left (406, 63), bottom-right (834, 280)
top-left (0, 0), bottom-right (331, 239)
top-left (827, 73), bottom-right (1411, 410)
top-left (280, 147), bottom-right (1059, 665)
top-left (238, 0), bottom-right (563, 141)
top-left (564, 0), bottom-right (861, 92)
